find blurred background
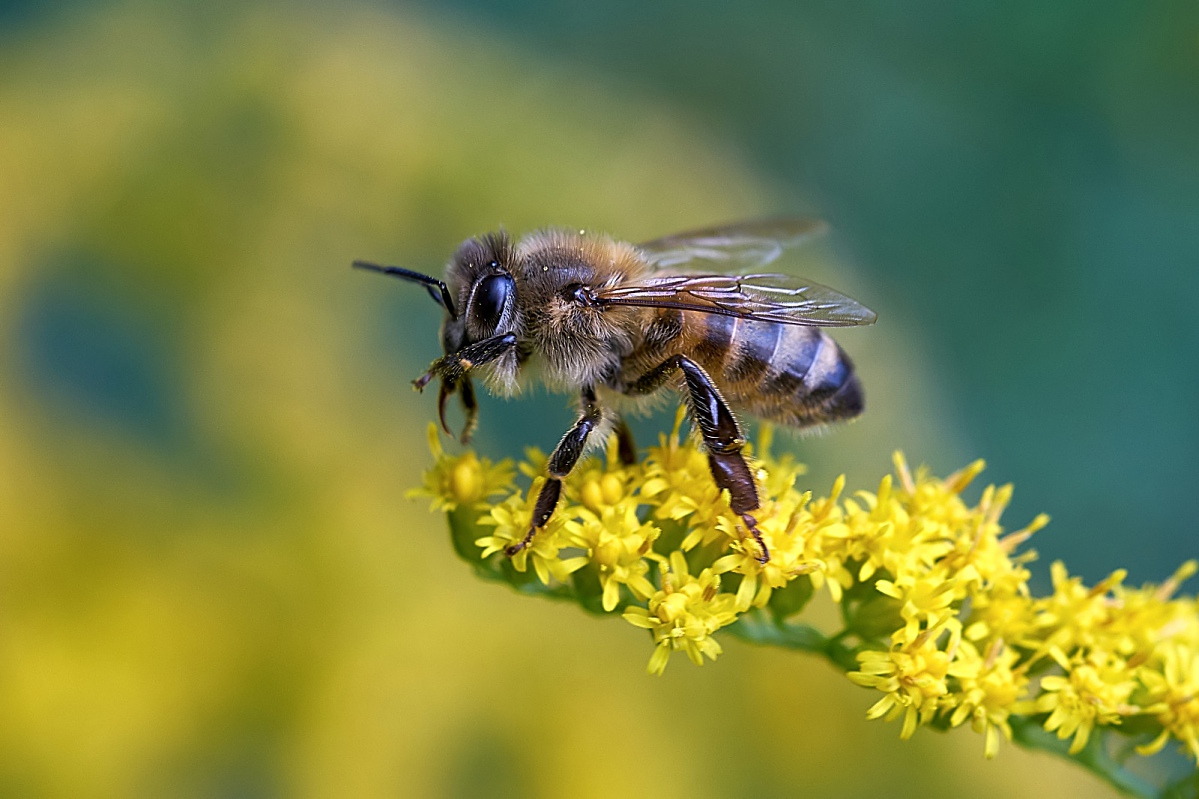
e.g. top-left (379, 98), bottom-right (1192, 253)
top-left (0, 1), bottom-right (1195, 796)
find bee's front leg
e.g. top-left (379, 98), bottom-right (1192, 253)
top-left (415, 333), bottom-right (516, 440)
top-left (414, 333), bottom-right (517, 391)
top-left (504, 386), bottom-right (600, 557)
top-left (626, 355), bottom-right (768, 563)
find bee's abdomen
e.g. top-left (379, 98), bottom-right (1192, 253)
top-left (696, 315), bottom-right (863, 428)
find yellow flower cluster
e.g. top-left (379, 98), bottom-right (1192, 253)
top-left (415, 416), bottom-right (1199, 770)
top-left (408, 425), bottom-right (515, 513)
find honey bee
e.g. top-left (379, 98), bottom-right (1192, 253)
top-left (355, 218), bottom-right (875, 562)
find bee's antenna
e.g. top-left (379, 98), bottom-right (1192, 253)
top-left (353, 260), bottom-right (457, 319)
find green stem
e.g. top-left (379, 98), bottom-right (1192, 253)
top-left (728, 609), bottom-right (829, 653)
top-left (1008, 717), bottom-right (1164, 799)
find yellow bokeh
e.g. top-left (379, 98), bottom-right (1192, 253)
top-left (0, 2), bottom-right (1122, 797)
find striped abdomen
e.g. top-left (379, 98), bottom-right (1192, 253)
top-left (685, 312), bottom-right (864, 428)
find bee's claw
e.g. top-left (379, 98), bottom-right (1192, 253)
top-left (413, 371), bottom-right (434, 392)
top-left (742, 513), bottom-right (770, 564)
top-left (437, 380), bottom-right (455, 436)
top-left (504, 528), bottom-right (538, 557)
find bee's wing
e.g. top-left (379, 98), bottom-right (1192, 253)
top-left (636, 218), bottom-right (828, 271)
top-left (593, 273), bottom-right (876, 328)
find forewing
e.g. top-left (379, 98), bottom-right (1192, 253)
top-left (637, 217), bottom-right (828, 271)
top-left (594, 272), bottom-right (876, 327)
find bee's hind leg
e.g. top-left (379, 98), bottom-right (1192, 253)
top-left (626, 355), bottom-right (769, 564)
top-left (504, 386), bottom-right (601, 557)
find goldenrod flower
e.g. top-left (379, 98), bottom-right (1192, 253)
top-left (712, 493), bottom-right (821, 612)
top-left (1033, 562), bottom-right (1130, 667)
top-left (568, 436), bottom-right (642, 513)
top-left (751, 423), bottom-right (807, 499)
top-left (408, 424), bottom-right (514, 511)
top-left (641, 409), bottom-right (728, 544)
top-left (1108, 561), bottom-right (1199, 658)
top-left (419, 428), bottom-right (1199, 793)
top-left (964, 589), bottom-right (1040, 652)
top-left (1033, 649), bottom-right (1138, 754)
top-left (475, 479), bottom-right (587, 585)
top-left (623, 552), bottom-right (738, 675)
top-left (1138, 642), bottom-right (1199, 759)
top-left (567, 502), bottom-right (659, 611)
top-left (847, 628), bottom-right (952, 740)
top-left (946, 639), bottom-right (1028, 758)
top-left (781, 475), bottom-right (855, 603)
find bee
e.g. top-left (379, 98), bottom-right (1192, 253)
top-left (355, 218), bottom-right (875, 563)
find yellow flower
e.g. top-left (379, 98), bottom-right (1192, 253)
top-left (641, 408), bottom-right (727, 540)
top-left (1104, 561), bottom-right (1199, 659)
top-left (843, 472), bottom-right (938, 585)
top-left (946, 639), bottom-right (1029, 758)
top-left (847, 627), bottom-right (952, 740)
top-left (1033, 562), bottom-right (1129, 667)
top-left (623, 552), bottom-right (739, 675)
top-left (874, 573), bottom-right (962, 649)
top-left (711, 494), bottom-right (821, 612)
top-left (936, 485), bottom-right (1044, 598)
top-left (431, 431), bottom-right (1199, 785)
top-left (783, 475), bottom-right (855, 603)
top-left (408, 423), bottom-right (514, 511)
top-left (1033, 649), bottom-right (1138, 754)
top-left (898, 453), bottom-right (983, 535)
top-left (1137, 642), bottom-right (1199, 759)
top-left (751, 423), bottom-right (807, 499)
top-left (567, 502), bottom-right (659, 611)
top-left (567, 435), bottom-right (643, 513)
top-left (475, 478), bottom-right (587, 585)
top-left (517, 446), bottom-right (549, 480)
top-left (964, 589), bottom-right (1040, 652)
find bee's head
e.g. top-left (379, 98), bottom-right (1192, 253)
top-left (352, 231), bottom-right (521, 443)
top-left (442, 231), bottom-right (519, 353)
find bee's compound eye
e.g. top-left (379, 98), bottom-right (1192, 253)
top-left (472, 273), bottom-right (513, 331)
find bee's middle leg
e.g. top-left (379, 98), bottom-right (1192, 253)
top-left (504, 386), bottom-right (601, 557)
top-left (457, 377), bottom-right (479, 444)
top-left (626, 355), bottom-right (768, 563)
top-left (613, 415), bottom-right (636, 466)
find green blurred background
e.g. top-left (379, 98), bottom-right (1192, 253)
top-left (0, 1), bottom-right (1195, 796)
